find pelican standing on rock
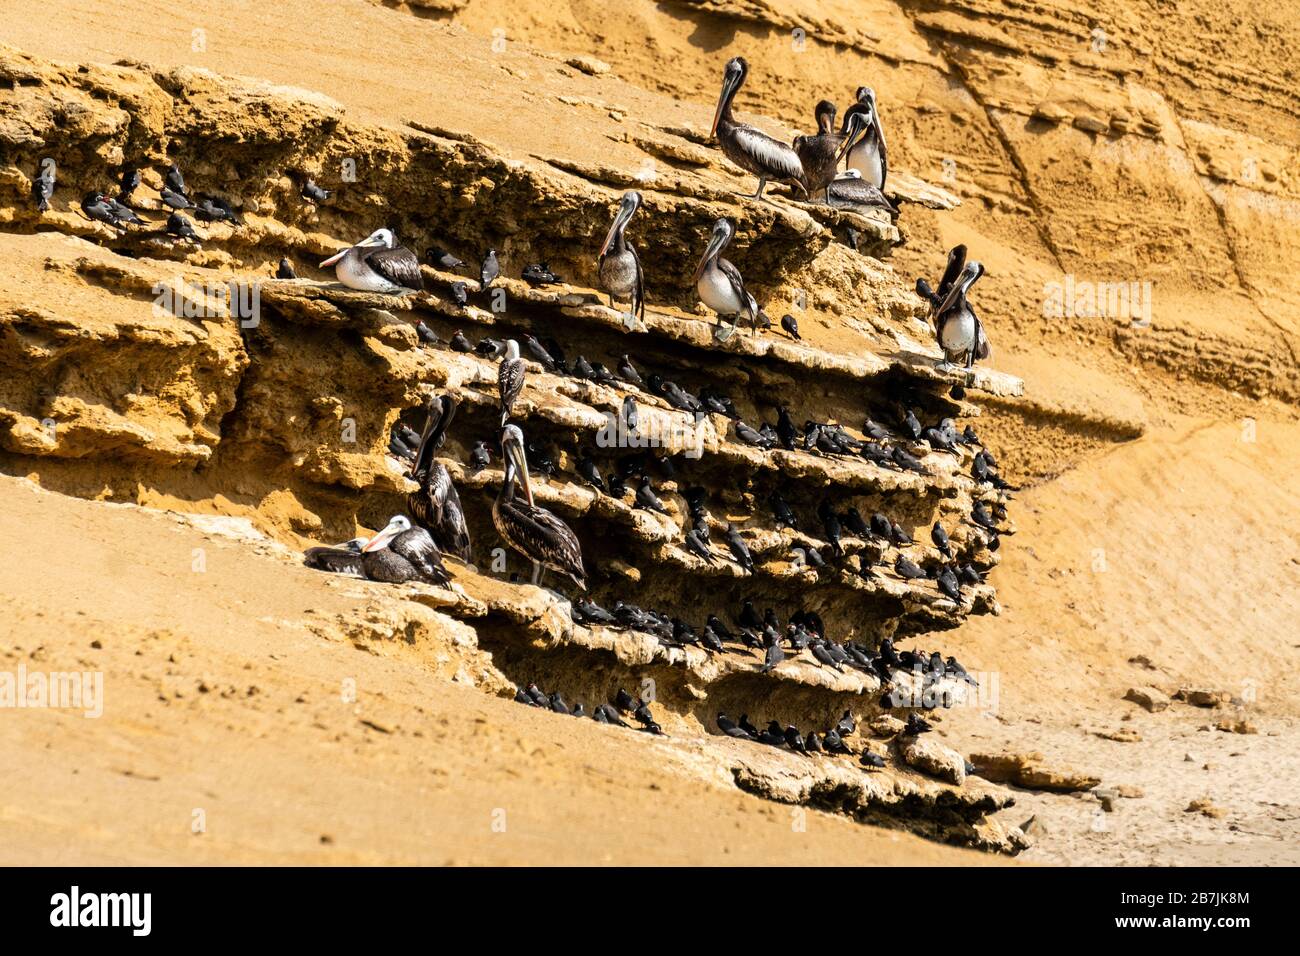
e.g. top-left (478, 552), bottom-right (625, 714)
top-left (710, 57), bottom-right (806, 202)
top-left (598, 190), bottom-right (645, 323)
top-left (498, 339), bottom-right (525, 425)
top-left (793, 100), bottom-right (843, 203)
top-left (319, 228), bottom-right (424, 294)
top-left (695, 218), bottom-right (761, 341)
top-left (494, 424), bottom-right (586, 590)
top-left (838, 87), bottom-right (888, 192)
top-left (304, 515), bottom-right (449, 584)
top-left (407, 394), bottom-right (473, 562)
top-left (929, 258), bottom-right (991, 371)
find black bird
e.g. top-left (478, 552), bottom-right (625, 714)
top-left (276, 256), bottom-right (296, 279)
top-left (622, 395), bottom-right (638, 432)
top-left (166, 212), bottom-right (200, 243)
top-left (104, 196), bottom-right (146, 225)
top-left (863, 419), bottom-right (893, 442)
top-left (775, 407), bottom-right (798, 450)
top-left (780, 313), bottom-right (801, 340)
top-left (805, 732), bottom-right (823, 754)
top-left (834, 709), bottom-right (855, 738)
top-left (758, 721), bottom-right (786, 746)
top-left (791, 545), bottom-right (825, 569)
top-left (522, 262), bottom-right (561, 286)
top-left (860, 751), bottom-right (886, 769)
top-left (469, 441), bottom-right (491, 474)
top-left (870, 512), bottom-right (893, 540)
top-left (735, 420), bottom-right (768, 448)
top-left (895, 555), bottom-right (927, 580)
top-left (842, 507), bottom-right (870, 539)
top-left (427, 247), bottom-right (464, 270)
top-left (739, 715), bottom-right (760, 738)
top-left (823, 727), bottom-right (851, 754)
top-left (717, 713), bottom-right (754, 740)
top-left (889, 520), bottom-right (914, 547)
top-left (936, 567), bottom-right (962, 602)
top-left (616, 355), bottom-right (643, 387)
top-left (931, 521), bottom-right (952, 557)
top-left (549, 692), bottom-right (570, 715)
top-left (448, 281), bottom-right (469, 307)
top-left (902, 407), bottom-right (923, 440)
top-left (572, 355), bottom-right (595, 380)
top-left (80, 192), bottom-right (127, 230)
top-left (685, 528), bottom-right (716, 564)
top-left (972, 501), bottom-right (1013, 535)
top-left (514, 687), bottom-right (536, 706)
top-left (31, 165), bottom-right (54, 212)
top-left (761, 634), bottom-right (785, 673)
top-left (738, 599), bottom-right (762, 630)
top-left (573, 598), bottom-right (616, 627)
top-left (571, 703), bottom-right (586, 718)
top-left (810, 641), bottom-right (842, 672)
top-left (301, 178), bottom-right (330, 203)
top-left (769, 492), bottom-right (798, 529)
top-left (195, 196), bottom-right (239, 224)
top-left (634, 476), bottom-right (669, 514)
top-left (784, 725), bottom-right (808, 754)
top-left (725, 524), bottom-right (755, 574)
top-left (891, 445), bottom-right (928, 475)
top-left (958, 563), bottom-right (984, 587)
top-left (414, 320), bottom-right (438, 345)
top-left (159, 186), bottom-right (193, 210)
top-left (904, 713), bottom-right (933, 736)
top-left (817, 499), bottom-right (843, 556)
top-left (525, 682), bottom-right (549, 707)
top-left (576, 451), bottom-right (605, 492)
top-left (449, 330), bottom-right (473, 353)
top-left (165, 162), bottom-right (187, 197)
top-left (522, 335), bottom-right (560, 372)
top-left (614, 688), bottom-right (637, 712)
top-left (118, 165), bottom-right (140, 201)
top-left (479, 250), bottom-right (499, 290)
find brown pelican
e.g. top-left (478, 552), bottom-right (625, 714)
top-left (493, 424), bottom-right (586, 590)
top-left (826, 170), bottom-right (900, 219)
top-left (793, 100), bottom-right (843, 203)
top-left (710, 57), bottom-right (806, 201)
top-left (407, 394), bottom-right (473, 562)
top-left (598, 191), bottom-right (645, 323)
top-left (498, 339), bottom-right (525, 425)
top-left (837, 87), bottom-right (888, 191)
top-left (304, 516), bottom-right (449, 584)
top-left (694, 218), bottom-right (761, 341)
top-left (319, 228), bottom-right (424, 294)
top-left (926, 258), bottom-right (991, 370)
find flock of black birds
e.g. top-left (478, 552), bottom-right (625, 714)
top-left (513, 682), bottom-right (663, 735)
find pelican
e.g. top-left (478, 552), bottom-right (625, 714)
top-left (694, 218), bottom-right (761, 341)
top-left (494, 424), bottom-right (586, 590)
top-left (836, 87), bottom-right (888, 191)
top-left (928, 259), bottom-right (991, 370)
top-left (319, 228), bottom-right (424, 294)
top-left (792, 100), bottom-right (842, 203)
top-left (498, 339), bottom-right (525, 425)
top-left (304, 515), bottom-right (449, 584)
top-left (826, 169), bottom-right (899, 219)
top-left (710, 57), bottom-right (806, 201)
top-left (407, 394), bottom-right (473, 562)
top-left (598, 190), bottom-right (645, 323)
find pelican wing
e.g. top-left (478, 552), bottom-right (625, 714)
top-left (409, 464), bottom-right (473, 562)
top-left (938, 245), bottom-right (966, 300)
top-left (827, 175), bottom-right (898, 217)
top-left (303, 546), bottom-right (365, 577)
top-left (628, 242), bottom-right (645, 320)
top-left (390, 527), bottom-right (450, 585)
top-left (364, 245), bottom-right (424, 291)
top-left (731, 123), bottom-right (805, 183)
top-left (495, 498), bottom-right (586, 588)
top-left (716, 257), bottom-right (758, 322)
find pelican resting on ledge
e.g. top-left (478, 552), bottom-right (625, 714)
top-left (694, 218), bottom-right (762, 342)
top-left (494, 424), bottom-right (586, 590)
top-left (838, 87), bottom-right (888, 192)
top-left (916, 245), bottom-right (990, 371)
top-left (710, 57), bottom-right (806, 202)
top-left (598, 190), bottom-right (645, 323)
top-left (320, 228), bottom-right (424, 294)
top-left (407, 394), bottom-right (473, 562)
top-left (304, 515), bottom-right (449, 585)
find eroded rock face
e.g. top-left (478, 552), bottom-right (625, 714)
top-left (1, 45), bottom-right (1028, 851)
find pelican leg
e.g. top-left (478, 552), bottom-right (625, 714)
top-left (750, 178), bottom-right (768, 201)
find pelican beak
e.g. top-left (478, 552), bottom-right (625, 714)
top-left (507, 438), bottom-right (534, 507)
top-left (319, 247), bottom-right (349, 267)
top-left (835, 114), bottom-right (866, 164)
top-left (362, 518), bottom-right (402, 552)
top-left (599, 197), bottom-right (635, 259)
top-left (693, 225), bottom-right (728, 283)
top-left (710, 70), bottom-right (741, 138)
